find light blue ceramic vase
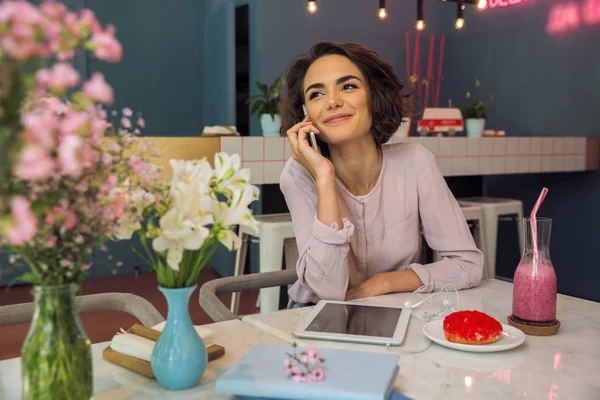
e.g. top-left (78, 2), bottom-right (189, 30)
top-left (260, 113), bottom-right (281, 136)
top-left (466, 118), bottom-right (486, 138)
top-left (151, 285), bottom-right (207, 390)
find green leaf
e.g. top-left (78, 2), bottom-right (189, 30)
top-left (246, 95), bottom-right (263, 104)
top-left (251, 101), bottom-right (263, 115)
top-left (271, 76), bottom-right (284, 96)
top-left (11, 272), bottom-right (42, 286)
top-left (256, 81), bottom-right (269, 95)
top-left (475, 78), bottom-right (481, 88)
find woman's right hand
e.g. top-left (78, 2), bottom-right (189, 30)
top-left (286, 116), bottom-right (334, 182)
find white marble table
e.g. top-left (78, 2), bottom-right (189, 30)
top-left (0, 319), bottom-right (287, 400)
top-left (242, 279), bottom-right (600, 400)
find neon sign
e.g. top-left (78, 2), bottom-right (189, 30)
top-left (547, 0), bottom-right (600, 34)
top-left (488, 0), bottom-right (523, 8)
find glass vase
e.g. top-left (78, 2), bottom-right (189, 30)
top-left (511, 217), bottom-right (557, 325)
top-left (21, 284), bottom-right (93, 400)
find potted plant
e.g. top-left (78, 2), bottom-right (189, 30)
top-left (460, 79), bottom-right (494, 138)
top-left (116, 153), bottom-right (260, 390)
top-left (0, 2), bottom-right (155, 398)
top-left (248, 76), bottom-right (284, 136)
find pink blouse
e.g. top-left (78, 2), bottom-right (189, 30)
top-left (279, 142), bottom-right (484, 305)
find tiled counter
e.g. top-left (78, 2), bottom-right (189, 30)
top-left (218, 136), bottom-right (599, 185)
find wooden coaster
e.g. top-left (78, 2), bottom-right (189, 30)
top-left (507, 315), bottom-right (561, 336)
top-left (102, 324), bottom-right (226, 378)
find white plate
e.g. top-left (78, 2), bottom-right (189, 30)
top-left (423, 320), bottom-right (526, 353)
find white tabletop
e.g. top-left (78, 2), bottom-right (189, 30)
top-left (242, 279), bottom-right (600, 400)
top-left (0, 319), bottom-right (287, 400)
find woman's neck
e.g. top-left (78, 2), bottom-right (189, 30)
top-left (329, 135), bottom-right (383, 197)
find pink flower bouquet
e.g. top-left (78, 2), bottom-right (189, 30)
top-left (0, 1), bottom-right (156, 286)
top-left (0, 2), bottom-right (158, 398)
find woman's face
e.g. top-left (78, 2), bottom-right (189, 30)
top-left (303, 55), bottom-right (372, 145)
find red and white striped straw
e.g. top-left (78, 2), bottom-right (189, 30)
top-left (530, 187), bottom-right (549, 261)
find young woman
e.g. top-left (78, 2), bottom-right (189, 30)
top-left (279, 41), bottom-right (483, 306)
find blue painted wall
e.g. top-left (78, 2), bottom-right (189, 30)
top-left (87, 0), bottom-right (206, 136)
top-left (436, 6), bottom-right (600, 135)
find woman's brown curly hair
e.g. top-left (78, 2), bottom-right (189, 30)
top-left (279, 41), bottom-right (410, 149)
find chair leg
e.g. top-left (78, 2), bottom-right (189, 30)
top-left (230, 232), bottom-right (249, 315)
top-left (259, 231), bottom-right (285, 314)
top-left (474, 218), bottom-right (487, 279)
top-left (482, 210), bottom-right (499, 281)
top-left (516, 207), bottom-right (524, 256)
top-left (284, 238), bottom-right (298, 271)
top-left (282, 238), bottom-right (299, 305)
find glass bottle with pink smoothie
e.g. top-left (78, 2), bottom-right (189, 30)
top-left (512, 217), bottom-right (557, 325)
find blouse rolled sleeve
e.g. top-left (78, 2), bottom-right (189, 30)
top-left (408, 146), bottom-right (484, 292)
top-left (280, 161), bottom-right (355, 303)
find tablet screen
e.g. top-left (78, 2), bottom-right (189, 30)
top-left (305, 303), bottom-right (403, 338)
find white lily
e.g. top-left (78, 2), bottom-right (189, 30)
top-left (216, 229), bottom-right (242, 251)
top-left (171, 181), bottom-right (215, 228)
top-left (214, 152), bottom-right (251, 192)
top-left (152, 208), bottom-right (209, 270)
top-left (169, 159), bottom-right (213, 196)
top-left (119, 154), bottom-right (261, 284)
top-left (214, 184), bottom-right (260, 235)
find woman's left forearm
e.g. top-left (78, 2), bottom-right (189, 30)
top-left (345, 269), bottom-right (424, 300)
top-left (384, 269), bottom-right (423, 294)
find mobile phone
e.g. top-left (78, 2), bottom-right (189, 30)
top-left (302, 105), bottom-right (320, 153)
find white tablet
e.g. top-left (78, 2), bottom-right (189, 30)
top-left (292, 300), bottom-right (410, 346)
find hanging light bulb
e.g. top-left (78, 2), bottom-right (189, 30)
top-left (455, 0), bottom-right (465, 29)
top-left (477, 0), bottom-right (488, 10)
top-left (416, 0), bottom-right (425, 30)
top-left (307, 0), bottom-right (318, 14)
top-left (378, 0), bottom-right (388, 20)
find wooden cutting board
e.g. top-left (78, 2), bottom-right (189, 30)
top-left (102, 323), bottom-right (225, 378)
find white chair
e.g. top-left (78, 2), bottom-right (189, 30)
top-left (457, 197), bottom-right (524, 279)
top-left (0, 293), bottom-right (164, 327)
top-left (433, 205), bottom-right (489, 277)
top-left (230, 213), bottom-right (297, 315)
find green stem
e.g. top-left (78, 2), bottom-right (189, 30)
top-left (185, 238), bottom-right (219, 287)
top-left (131, 246), bottom-right (152, 266)
top-left (21, 285), bottom-right (92, 399)
top-left (139, 233), bottom-right (157, 266)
